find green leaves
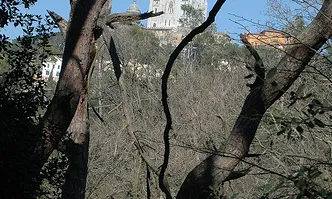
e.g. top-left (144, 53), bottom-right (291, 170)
top-left (266, 67), bottom-right (277, 80)
top-left (295, 84), bottom-right (305, 96)
top-left (179, 4), bottom-right (205, 29)
top-left (276, 96), bottom-right (331, 139)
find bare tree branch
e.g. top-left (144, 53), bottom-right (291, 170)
top-left (160, 0), bottom-right (227, 198)
top-left (106, 35), bottom-right (122, 81)
top-left (104, 25), bottom-right (172, 195)
top-left (240, 33), bottom-right (265, 90)
top-left (176, 1), bottom-right (332, 198)
top-left (106, 11), bottom-right (164, 28)
top-left (47, 10), bottom-right (68, 38)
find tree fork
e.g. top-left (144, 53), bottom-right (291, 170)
top-left (26, 0), bottom-right (108, 198)
top-left (176, 1), bottom-right (332, 198)
top-left (47, 1), bottom-right (165, 197)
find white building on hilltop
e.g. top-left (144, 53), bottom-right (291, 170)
top-left (147, 0), bottom-right (207, 29)
top-left (42, 56), bottom-right (62, 81)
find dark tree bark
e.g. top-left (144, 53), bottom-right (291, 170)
top-left (14, 0), bottom-right (108, 198)
top-left (176, 1), bottom-right (332, 198)
top-left (45, 1), bottom-right (162, 198)
top-left (46, 1), bottom-right (112, 198)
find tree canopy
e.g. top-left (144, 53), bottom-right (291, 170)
top-left (0, 0), bottom-right (331, 198)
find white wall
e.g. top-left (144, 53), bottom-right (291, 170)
top-left (147, 0), bottom-right (207, 29)
top-left (42, 56), bottom-right (62, 81)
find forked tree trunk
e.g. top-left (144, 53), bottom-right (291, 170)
top-left (176, 1), bottom-right (332, 198)
top-left (24, 0), bottom-right (107, 197)
top-left (57, 1), bottom-right (112, 198)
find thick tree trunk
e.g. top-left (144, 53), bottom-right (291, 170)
top-left (58, 1), bottom-right (111, 198)
top-left (21, 0), bottom-right (107, 197)
top-left (61, 93), bottom-right (90, 199)
top-left (46, 1), bottom-right (163, 197)
top-left (176, 1), bottom-right (332, 198)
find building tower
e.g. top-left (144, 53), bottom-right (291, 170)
top-left (147, 0), bottom-right (207, 29)
top-left (127, 0), bottom-right (141, 14)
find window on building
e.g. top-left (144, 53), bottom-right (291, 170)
top-left (169, 20), bottom-right (171, 26)
top-left (155, 8), bottom-right (157, 13)
top-left (168, 1), bottom-right (174, 13)
top-left (47, 64), bottom-right (50, 68)
top-left (153, 23), bottom-right (156, 27)
top-left (58, 65), bottom-right (60, 69)
top-left (56, 72), bottom-right (60, 76)
top-left (46, 70), bottom-right (50, 75)
top-left (165, 20), bottom-right (167, 26)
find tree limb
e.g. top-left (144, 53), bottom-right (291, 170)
top-left (105, 28), bottom-right (171, 193)
top-left (106, 34), bottom-right (122, 81)
top-left (176, 1), bottom-right (332, 198)
top-left (47, 10), bottom-right (68, 38)
top-left (106, 11), bottom-right (164, 28)
top-left (240, 33), bottom-right (265, 90)
top-left (29, 0), bottom-right (108, 198)
top-left (160, 0), bottom-right (227, 198)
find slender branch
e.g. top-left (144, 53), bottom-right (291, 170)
top-left (91, 105), bottom-right (105, 123)
top-left (308, 64), bottom-right (332, 83)
top-left (160, 0), bottom-right (227, 198)
top-left (106, 11), bottom-right (164, 27)
top-left (146, 164), bottom-right (151, 199)
top-left (105, 28), bottom-right (172, 194)
top-left (106, 34), bottom-right (122, 81)
top-left (240, 33), bottom-right (265, 90)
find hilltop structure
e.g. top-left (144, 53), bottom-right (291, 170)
top-left (127, 0), bottom-right (141, 14)
top-left (245, 29), bottom-right (291, 49)
top-left (145, 0), bottom-right (208, 46)
top-left (147, 0), bottom-right (207, 29)
top-left (42, 56), bottom-right (62, 81)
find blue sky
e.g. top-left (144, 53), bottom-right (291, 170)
top-left (3, 0), bottom-right (269, 39)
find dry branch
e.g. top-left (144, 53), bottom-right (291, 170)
top-left (159, 0), bottom-right (227, 198)
top-left (47, 10), bottom-right (68, 38)
top-left (104, 29), bottom-right (172, 194)
top-left (240, 33), bottom-right (265, 90)
top-left (30, 1), bottom-right (108, 198)
top-left (106, 11), bottom-right (164, 27)
top-left (176, 1), bottom-right (332, 198)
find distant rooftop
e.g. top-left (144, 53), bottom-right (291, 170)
top-left (127, 0), bottom-right (140, 14)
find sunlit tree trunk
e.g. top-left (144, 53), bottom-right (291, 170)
top-left (176, 1), bottom-right (332, 198)
top-left (25, 0), bottom-right (108, 198)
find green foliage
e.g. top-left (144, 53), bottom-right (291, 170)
top-left (0, 2), bottom-right (58, 197)
top-left (48, 31), bottom-right (65, 54)
top-left (0, 16), bottom-right (54, 122)
top-left (257, 166), bottom-right (332, 198)
top-left (179, 4), bottom-right (205, 29)
top-left (38, 151), bottom-right (69, 198)
top-left (0, 0), bottom-right (38, 28)
top-left (130, 25), bottom-right (160, 65)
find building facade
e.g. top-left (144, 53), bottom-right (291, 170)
top-left (42, 56), bottom-right (62, 81)
top-left (245, 29), bottom-right (291, 49)
top-left (147, 0), bottom-right (207, 29)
